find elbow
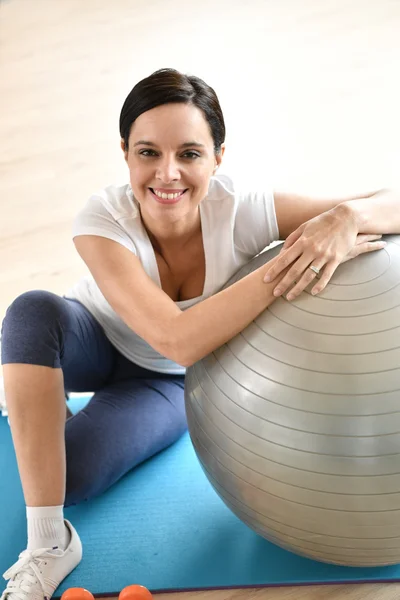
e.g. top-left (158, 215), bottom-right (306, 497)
top-left (162, 341), bottom-right (194, 368)
top-left (176, 356), bottom-right (195, 368)
top-left (179, 355), bottom-right (196, 368)
top-left (154, 316), bottom-right (200, 368)
top-left (159, 334), bottom-right (196, 368)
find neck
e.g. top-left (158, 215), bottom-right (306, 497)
top-left (140, 207), bottom-right (201, 254)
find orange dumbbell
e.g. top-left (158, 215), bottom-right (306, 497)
top-left (61, 589), bottom-right (94, 600)
top-left (119, 585), bottom-right (153, 600)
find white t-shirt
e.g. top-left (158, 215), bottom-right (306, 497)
top-left (65, 174), bottom-right (279, 374)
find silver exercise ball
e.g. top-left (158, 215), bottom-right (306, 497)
top-left (185, 235), bottom-right (400, 567)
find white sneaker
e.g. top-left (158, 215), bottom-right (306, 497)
top-left (1, 520), bottom-right (82, 600)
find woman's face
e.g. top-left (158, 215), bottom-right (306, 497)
top-left (122, 103), bottom-right (224, 224)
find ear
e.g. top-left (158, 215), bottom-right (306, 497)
top-left (120, 139), bottom-right (129, 162)
top-left (214, 143), bottom-right (226, 172)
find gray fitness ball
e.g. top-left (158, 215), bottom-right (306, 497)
top-left (185, 235), bottom-right (400, 567)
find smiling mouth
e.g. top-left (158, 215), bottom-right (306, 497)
top-left (149, 188), bottom-right (188, 201)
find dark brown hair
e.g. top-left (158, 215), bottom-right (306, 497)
top-left (119, 68), bottom-right (225, 155)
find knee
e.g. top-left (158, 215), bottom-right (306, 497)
top-left (1, 291), bottom-right (66, 367)
top-left (2, 290), bottom-right (63, 331)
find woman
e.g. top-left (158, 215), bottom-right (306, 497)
top-left (1, 68), bottom-right (398, 600)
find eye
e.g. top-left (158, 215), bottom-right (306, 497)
top-left (138, 149), bottom-right (200, 159)
top-left (139, 149), bottom-right (158, 157)
top-left (182, 151), bottom-right (200, 159)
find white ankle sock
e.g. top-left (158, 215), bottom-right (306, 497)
top-left (26, 505), bottom-right (70, 551)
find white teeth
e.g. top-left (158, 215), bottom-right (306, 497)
top-left (153, 189), bottom-right (184, 200)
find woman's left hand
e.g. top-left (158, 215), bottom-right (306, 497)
top-left (263, 204), bottom-right (383, 301)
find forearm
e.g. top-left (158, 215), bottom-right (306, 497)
top-left (170, 260), bottom-right (287, 367)
top-left (342, 189), bottom-right (400, 234)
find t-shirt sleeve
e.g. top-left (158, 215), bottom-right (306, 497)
top-left (234, 189), bottom-right (280, 256)
top-left (72, 194), bottom-right (137, 254)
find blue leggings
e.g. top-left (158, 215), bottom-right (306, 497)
top-left (1, 291), bottom-right (187, 507)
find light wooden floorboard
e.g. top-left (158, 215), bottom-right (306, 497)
top-left (1, 0), bottom-right (400, 597)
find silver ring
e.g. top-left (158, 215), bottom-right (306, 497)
top-left (309, 265), bottom-right (320, 275)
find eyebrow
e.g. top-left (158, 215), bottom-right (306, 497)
top-left (133, 140), bottom-right (205, 148)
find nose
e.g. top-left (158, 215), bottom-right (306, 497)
top-left (155, 156), bottom-right (181, 183)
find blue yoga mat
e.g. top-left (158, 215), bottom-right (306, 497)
top-left (1, 395), bottom-right (400, 596)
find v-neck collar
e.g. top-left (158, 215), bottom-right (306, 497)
top-left (140, 202), bottom-right (214, 307)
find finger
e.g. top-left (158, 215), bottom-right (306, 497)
top-left (282, 225), bottom-right (305, 250)
top-left (264, 245), bottom-right (303, 282)
top-left (356, 234), bottom-right (382, 245)
top-left (357, 240), bottom-right (387, 254)
top-left (341, 240), bottom-right (387, 264)
top-left (318, 243), bottom-right (386, 290)
top-left (311, 260), bottom-right (341, 295)
top-left (273, 255), bottom-right (323, 297)
top-left (285, 259), bottom-right (326, 301)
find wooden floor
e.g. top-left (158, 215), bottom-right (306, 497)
top-left (2, 0), bottom-right (400, 597)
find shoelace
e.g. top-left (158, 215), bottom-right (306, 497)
top-left (2, 548), bottom-right (61, 600)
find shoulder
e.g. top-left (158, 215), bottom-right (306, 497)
top-left (205, 174), bottom-right (273, 205)
top-left (204, 174), bottom-right (275, 217)
top-left (88, 183), bottom-right (140, 221)
top-left (206, 174), bottom-right (279, 254)
top-left (206, 174), bottom-right (236, 201)
top-left (72, 183), bottom-right (141, 253)
top-left (202, 174), bottom-right (238, 219)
